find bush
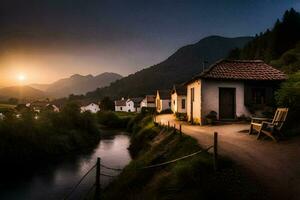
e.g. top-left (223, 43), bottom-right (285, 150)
top-left (175, 112), bottom-right (187, 121)
top-left (275, 72), bottom-right (300, 134)
top-left (97, 111), bottom-right (132, 128)
top-left (0, 102), bottom-right (100, 164)
top-left (205, 111), bottom-right (217, 125)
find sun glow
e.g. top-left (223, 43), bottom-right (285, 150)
top-left (17, 74), bottom-right (26, 82)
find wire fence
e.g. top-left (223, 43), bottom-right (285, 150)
top-left (63, 117), bottom-right (219, 200)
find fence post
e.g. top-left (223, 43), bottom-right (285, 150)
top-left (213, 132), bottom-right (218, 172)
top-left (179, 124), bottom-right (182, 135)
top-left (95, 157), bottom-right (101, 199)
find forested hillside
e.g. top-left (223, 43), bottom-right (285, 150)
top-left (86, 36), bottom-right (251, 99)
top-left (228, 8), bottom-right (300, 73)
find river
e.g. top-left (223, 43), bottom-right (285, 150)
top-left (0, 131), bottom-right (131, 200)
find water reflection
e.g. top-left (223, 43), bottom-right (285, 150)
top-left (0, 133), bottom-right (131, 200)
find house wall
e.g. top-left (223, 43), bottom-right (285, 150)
top-left (187, 80), bottom-right (202, 124)
top-left (115, 106), bottom-right (126, 112)
top-left (177, 95), bottom-right (187, 113)
top-left (126, 100), bottom-right (135, 112)
top-left (141, 99), bottom-right (156, 108)
top-left (81, 104), bottom-right (100, 113)
top-left (171, 93), bottom-right (187, 113)
top-left (201, 79), bottom-right (250, 123)
top-left (161, 99), bottom-right (171, 112)
top-left (171, 93), bottom-right (177, 113)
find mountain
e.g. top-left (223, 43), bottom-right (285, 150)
top-left (86, 35), bottom-right (252, 99)
top-left (30, 72), bottom-right (123, 97)
top-left (0, 86), bottom-right (46, 100)
top-left (228, 8), bottom-right (300, 73)
top-left (29, 83), bottom-right (50, 91)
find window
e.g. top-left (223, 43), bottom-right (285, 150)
top-left (191, 88), bottom-right (195, 102)
top-left (120, 107), bottom-right (122, 111)
top-left (252, 88), bottom-right (266, 104)
top-left (182, 99), bottom-right (186, 109)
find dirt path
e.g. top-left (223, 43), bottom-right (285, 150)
top-left (156, 114), bottom-right (300, 200)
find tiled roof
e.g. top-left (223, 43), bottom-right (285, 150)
top-left (145, 95), bottom-right (156, 103)
top-left (115, 100), bottom-right (126, 106)
top-left (192, 59), bottom-right (287, 81)
top-left (172, 84), bottom-right (187, 96)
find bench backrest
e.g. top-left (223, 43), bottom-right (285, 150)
top-left (272, 108), bottom-right (289, 130)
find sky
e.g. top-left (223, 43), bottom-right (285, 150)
top-left (0, 0), bottom-right (299, 87)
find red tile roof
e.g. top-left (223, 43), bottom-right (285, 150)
top-left (194, 60), bottom-right (287, 81)
top-left (115, 100), bottom-right (126, 106)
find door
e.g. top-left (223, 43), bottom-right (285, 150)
top-left (190, 88), bottom-right (194, 123)
top-left (219, 88), bottom-right (235, 120)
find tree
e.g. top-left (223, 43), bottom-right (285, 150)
top-left (100, 97), bottom-right (114, 111)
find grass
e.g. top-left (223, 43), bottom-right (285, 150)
top-left (0, 103), bottom-right (16, 109)
top-left (101, 114), bottom-right (268, 200)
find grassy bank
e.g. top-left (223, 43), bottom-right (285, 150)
top-left (102, 114), bottom-right (267, 200)
top-left (0, 102), bottom-right (100, 165)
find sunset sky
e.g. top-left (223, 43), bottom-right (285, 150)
top-left (0, 0), bottom-right (299, 87)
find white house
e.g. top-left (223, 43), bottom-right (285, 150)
top-left (128, 97), bottom-right (144, 112)
top-left (156, 90), bottom-right (171, 113)
top-left (0, 113), bottom-right (4, 120)
top-left (171, 85), bottom-right (187, 114)
top-left (80, 103), bottom-right (100, 113)
top-left (115, 98), bottom-right (127, 112)
top-left (186, 59), bottom-right (287, 125)
top-left (140, 95), bottom-right (156, 108)
top-left (46, 104), bottom-right (60, 112)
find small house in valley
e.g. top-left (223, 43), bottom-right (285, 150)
top-left (115, 99), bottom-right (127, 112)
top-left (115, 98), bottom-right (143, 112)
top-left (185, 59), bottom-right (286, 125)
top-left (129, 97), bottom-right (144, 112)
top-left (171, 84), bottom-right (187, 114)
top-left (156, 90), bottom-right (171, 113)
top-left (140, 95), bottom-right (156, 108)
top-left (80, 103), bottom-right (100, 113)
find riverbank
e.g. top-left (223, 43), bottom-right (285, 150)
top-left (0, 102), bottom-right (101, 166)
top-left (101, 114), bottom-right (268, 200)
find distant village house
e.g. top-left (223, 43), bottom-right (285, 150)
top-left (171, 85), bottom-right (187, 114)
top-left (185, 60), bottom-right (287, 125)
top-left (140, 95), bottom-right (156, 108)
top-left (156, 90), bottom-right (171, 113)
top-left (80, 103), bottom-right (100, 113)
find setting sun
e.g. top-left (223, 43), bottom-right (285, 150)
top-left (17, 74), bottom-right (26, 81)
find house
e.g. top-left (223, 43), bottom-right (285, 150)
top-left (115, 98), bottom-right (127, 112)
top-left (129, 97), bottom-right (144, 112)
top-left (0, 113), bottom-right (4, 120)
top-left (185, 59), bottom-right (287, 125)
top-left (80, 103), bottom-right (100, 113)
top-left (46, 104), bottom-right (60, 112)
top-left (171, 84), bottom-right (187, 114)
top-left (140, 95), bottom-right (156, 108)
top-left (156, 90), bottom-right (171, 113)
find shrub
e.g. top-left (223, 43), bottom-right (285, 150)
top-left (275, 71), bottom-right (300, 134)
top-left (205, 111), bottom-right (217, 125)
top-left (175, 112), bottom-right (187, 121)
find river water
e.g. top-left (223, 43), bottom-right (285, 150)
top-left (0, 132), bottom-right (131, 200)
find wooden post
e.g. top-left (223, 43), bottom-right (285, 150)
top-left (213, 132), bottom-right (218, 171)
top-left (95, 157), bottom-right (101, 199)
top-left (179, 124), bottom-right (182, 135)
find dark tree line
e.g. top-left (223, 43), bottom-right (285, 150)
top-left (228, 8), bottom-right (300, 73)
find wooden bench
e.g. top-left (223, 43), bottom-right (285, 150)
top-left (249, 108), bottom-right (289, 142)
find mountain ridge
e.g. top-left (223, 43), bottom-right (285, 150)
top-left (30, 72), bottom-right (123, 97)
top-left (85, 35), bottom-right (252, 99)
